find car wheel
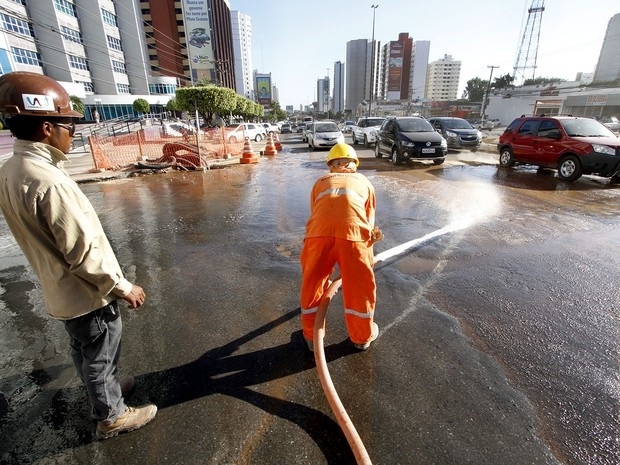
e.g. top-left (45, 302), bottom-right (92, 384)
top-left (364, 135), bottom-right (370, 148)
top-left (351, 134), bottom-right (357, 145)
top-left (557, 155), bottom-right (582, 181)
top-left (255, 134), bottom-right (263, 142)
top-left (391, 148), bottom-right (400, 165)
top-left (375, 142), bottom-right (382, 158)
top-left (433, 158), bottom-right (445, 165)
top-left (499, 147), bottom-right (515, 167)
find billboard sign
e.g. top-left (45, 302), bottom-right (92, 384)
top-left (183, 0), bottom-right (215, 82)
top-left (387, 41), bottom-right (403, 93)
top-left (256, 74), bottom-right (272, 106)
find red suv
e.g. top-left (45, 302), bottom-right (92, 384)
top-left (497, 116), bottom-right (620, 181)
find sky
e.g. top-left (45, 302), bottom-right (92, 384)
top-left (229, 0), bottom-right (619, 108)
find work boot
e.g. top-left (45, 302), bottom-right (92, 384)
top-left (353, 322), bottom-right (379, 351)
top-left (96, 404), bottom-right (157, 440)
top-left (119, 376), bottom-right (135, 398)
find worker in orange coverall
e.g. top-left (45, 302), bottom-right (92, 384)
top-left (300, 143), bottom-right (383, 352)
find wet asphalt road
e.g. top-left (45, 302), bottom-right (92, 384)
top-left (1, 133), bottom-right (619, 464)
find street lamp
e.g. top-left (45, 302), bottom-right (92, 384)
top-left (368, 4), bottom-right (378, 117)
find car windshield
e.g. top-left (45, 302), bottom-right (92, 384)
top-left (315, 123), bottom-right (339, 132)
top-left (444, 119), bottom-right (474, 129)
top-left (560, 119), bottom-right (616, 137)
top-left (398, 119), bottom-right (433, 132)
top-left (366, 118), bottom-right (385, 127)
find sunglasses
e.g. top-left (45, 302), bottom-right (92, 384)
top-left (53, 121), bottom-right (76, 137)
top-left (331, 159), bottom-right (353, 166)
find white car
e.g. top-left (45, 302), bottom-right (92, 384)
top-left (226, 123), bottom-right (266, 143)
top-left (262, 122), bottom-right (280, 134)
top-left (351, 117), bottom-right (385, 147)
top-left (307, 121), bottom-right (345, 149)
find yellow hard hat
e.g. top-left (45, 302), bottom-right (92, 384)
top-left (326, 143), bottom-right (359, 166)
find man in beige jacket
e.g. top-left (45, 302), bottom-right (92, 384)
top-left (0, 72), bottom-right (156, 439)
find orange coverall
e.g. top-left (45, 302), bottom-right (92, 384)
top-left (300, 171), bottom-right (377, 345)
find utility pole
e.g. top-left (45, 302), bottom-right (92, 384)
top-left (368, 4), bottom-right (378, 117)
top-left (480, 65), bottom-right (499, 122)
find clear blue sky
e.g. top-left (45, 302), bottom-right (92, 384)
top-left (230, 0), bottom-right (618, 109)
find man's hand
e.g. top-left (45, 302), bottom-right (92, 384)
top-left (371, 226), bottom-right (384, 244)
top-left (122, 285), bottom-right (146, 309)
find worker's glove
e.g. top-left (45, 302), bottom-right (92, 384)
top-left (370, 226), bottom-right (384, 244)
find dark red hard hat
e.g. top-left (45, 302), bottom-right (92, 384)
top-left (0, 71), bottom-right (83, 117)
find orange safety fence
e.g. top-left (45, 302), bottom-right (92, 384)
top-left (88, 126), bottom-right (250, 170)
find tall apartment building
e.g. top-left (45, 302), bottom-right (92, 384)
top-left (333, 61), bottom-right (344, 114)
top-left (379, 34), bottom-right (430, 103)
top-left (0, 0), bottom-right (151, 95)
top-left (141, 0), bottom-right (235, 88)
top-left (426, 54), bottom-right (460, 101)
top-left (230, 10), bottom-right (253, 99)
top-left (345, 39), bottom-right (376, 115)
top-left (410, 40), bottom-right (430, 100)
top-left (317, 76), bottom-right (329, 112)
top-left (593, 13), bottom-right (620, 83)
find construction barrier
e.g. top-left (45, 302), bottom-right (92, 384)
top-left (88, 126), bottom-right (250, 171)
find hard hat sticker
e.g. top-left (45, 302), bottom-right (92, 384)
top-left (22, 94), bottom-right (55, 111)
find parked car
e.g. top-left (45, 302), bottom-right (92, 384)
top-left (601, 116), bottom-right (620, 132)
top-left (472, 119), bottom-right (495, 131)
top-left (226, 123), bottom-right (266, 143)
top-left (497, 115), bottom-right (620, 181)
top-left (375, 116), bottom-right (448, 165)
top-left (262, 122), bottom-right (279, 134)
top-left (280, 123), bottom-right (292, 133)
top-left (297, 122), bottom-right (306, 133)
top-left (342, 120), bottom-right (356, 134)
top-left (428, 117), bottom-right (482, 151)
top-left (351, 117), bottom-right (386, 147)
top-left (307, 121), bottom-right (345, 149)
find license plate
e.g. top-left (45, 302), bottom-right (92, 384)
top-left (422, 148), bottom-right (435, 153)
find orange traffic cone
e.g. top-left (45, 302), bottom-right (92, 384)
top-left (274, 132), bottom-right (282, 151)
top-left (240, 137), bottom-right (259, 164)
top-left (263, 133), bottom-right (277, 156)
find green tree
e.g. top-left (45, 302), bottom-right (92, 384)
top-left (166, 98), bottom-right (180, 112)
top-left (70, 95), bottom-right (85, 117)
top-left (175, 84), bottom-right (238, 125)
top-left (465, 78), bottom-right (488, 102)
top-left (133, 98), bottom-right (150, 114)
top-left (493, 74), bottom-right (515, 90)
top-left (265, 100), bottom-right (286, 122)
top-left (522, 77), bottom-right (566, 86)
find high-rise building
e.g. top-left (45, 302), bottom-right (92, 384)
top-left (317, 76), bottom-right (329, 113)
top-left (0, 0), bottom-right (151, 95)
top-left (593, 13), bottom-right (620, 83)
top-left (379, 34), bottom-right (430, 103)
top-left (230, 11), bottom-right (253, 99)
top-left (333, 61), bottom-right (345, 114)
top-left (426, 54), bottom-right (461, 101)
top-left (345, 39), bottom-right (373, 114)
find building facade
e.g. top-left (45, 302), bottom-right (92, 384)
top-left (317, 76), bottom-right (329, 113)
top-left (345, 39), bottom-right (372, 115)
top-left (426, 54), bottom-right (461, 101)
top-left (593, 13), bottom-right (620, 83)
top-left (230, 10), bottom-right (253, 99)
top-left (333, 61), bottom-right (344, 114)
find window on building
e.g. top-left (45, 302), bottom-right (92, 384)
top-left (1, 14), bottom-right (34, 37)
top-left (112, 60), bottom-right (126, 74)
top-left (149, 83), bottom-right (176, 95)
top-left (54, 0), bottom-right (77, 17)
top-left (101, 9), bottom-right (118, 27)
top-left (106, 35), bottom-right (123, 52)
top-left (68, 54), bottom-right (89, 71)
top-left (116, 83), bottom-right (131, 94)
top-left (11, 47), bottom-right (41, 66)
top-left (77, 81), bottom-right (94, 93)
top-left (8, 0), bottom-right (26, 5)
top-left (60, 25), bottom-right (82, 44)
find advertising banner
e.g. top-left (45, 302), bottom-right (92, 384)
top-left (182, 0), bottom-right (214, 82)
top-left (256, 75), bottom-right (271, 106)
top-left (387, 41), bottom-right (403, 93)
